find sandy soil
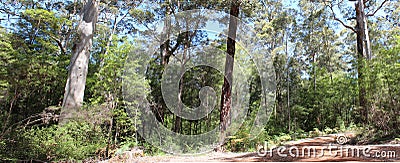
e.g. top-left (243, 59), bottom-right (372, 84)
top-left (100, 135), bottom-right (400, 162)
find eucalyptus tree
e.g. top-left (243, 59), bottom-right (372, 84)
top-left (61, 0), bottom-right (99, 121)
top-left (326, 0), bottom-right (390, 123)
top-left (61, 0), bottom-right (145, 122)
top-left (218, 0), bottom-right (241, 146)
top-left (253, 0), bottom-right (298, 132)
top-left (293, 0), bottom-right (345, 129)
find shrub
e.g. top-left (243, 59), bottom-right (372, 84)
top-left (324, 127), bottom-right (333, 134)
top-left (309, 128), bottom-right (322, 137)
top-left (21, 121), bottom-right (107, 161)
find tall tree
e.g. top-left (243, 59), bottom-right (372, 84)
top-left (254, 0), bottom-right (298, 133)
top-left (220, 0), bottom-right (240, 145)
top-left (61, 0), bottom-right (99, 121)
top-left (327, 0), bottom-right (389, 123)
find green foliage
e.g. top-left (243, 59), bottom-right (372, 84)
top-left (324, 127), bottom-right (333, 134)
top-left (0, 5), bottom-right (70, 144)
top-left (22, 9), bottom-right (72, 34)
top-left (0, 28), bottom-right (14, 100)
top-left (1, 121), bottom-right (106, 161)
top-left (338, 117), bottom-right (346, 132)
top-left (275, 133), bottom-right (292, 143)
top-left (365, 35), bottom-right (400, 135)
top-left (115, 140), bottom-right (138, 155)
top-left (228, 130), bottom-right (252, 152)
top-left (32, 123), bottom-right (105, 160)
top-left (0, 0), bottom-right (399, 159)
top-left (309, 128), bottom-right (322, 137)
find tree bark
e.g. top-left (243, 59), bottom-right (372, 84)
top-left (61, 0), bottom-right (99, 122)
top-left (220, 0), bottom-right (240, 145)
top-left (174, 32), bottom-right (189, 134)
top-left (286, 32), bottom-right (290, 132)
top-left (155, 0), bottom-right (173, 125)
top-left (355, 0), bottom-right (370, 123)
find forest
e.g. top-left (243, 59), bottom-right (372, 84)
top-left (0, 0), bottom-right (399, 162)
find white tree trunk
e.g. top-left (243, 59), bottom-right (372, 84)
top-left (61, 0), bottom-right (98, 122)
top-left (355, 0), bottom-right (371, 122)
top-left (362, 10), bottom-right (372, 60)
top-left (356, 0), bottom-right (372, 60)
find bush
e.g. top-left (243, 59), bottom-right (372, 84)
top-left (290, 129), bottom-right (307, 140)
top-left (309, 128), bottom-right (322, 137)
top-left (270, 133), bottom-right (292, 146)
top-left (277, 133), bottom-right (292, 142)
top-left (324, 127), bottom-right (333, 134)
top-left (20, 121), bottom-right (106, 161)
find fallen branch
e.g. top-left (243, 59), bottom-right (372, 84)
top-left (0, 107), bottom-right (60, 140)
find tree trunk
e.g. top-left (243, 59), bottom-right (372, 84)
top-left (286, 33), bottom-right (290, 132)
top-left (61, 0), bottom-right (98, 122)
top-left (161, 0), bottom-right (172, 66)
top-left (355, 0), bottom-right (370, 123)
top-left (174, 32), bottom-right (189, 134)
top-left (220, 0), bottom-right (240, 145)
top-left (155, 1), bottom-right (172, 125)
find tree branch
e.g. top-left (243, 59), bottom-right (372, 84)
top-left (0, 8), bottom-right (19, 17)
top-left (347, 17), bottom-right (357, 20)
top-left (0, 112), bottom-right (51, 140)
top-left (169, 34), bottom-right (183, 54)
top-left (366, 0), bottom-right (388, 17)
top-left (49, 34), bottom-right (66, 55)
top-left (328, 5), bottom-right (356, 33)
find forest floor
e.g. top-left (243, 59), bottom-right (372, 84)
top-left (102, 134), bottom-right (400, 162)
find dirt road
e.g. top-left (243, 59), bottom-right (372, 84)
top-left (103, 135), bottom-right (399, 162)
